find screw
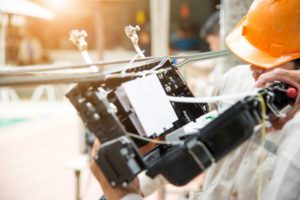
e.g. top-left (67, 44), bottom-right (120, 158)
top-left (165, 86), bottom-right (172, 93)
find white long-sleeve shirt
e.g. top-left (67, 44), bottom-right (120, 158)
top-left (201, 65), bottom-right (282, 200)
top-left (262, 112), bottom-right (300, 200)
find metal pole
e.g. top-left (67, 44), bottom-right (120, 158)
top-left (94, 4), bottom-right (104, 60)
top-left (150, 0), bottom-right (170, 57)
top-left (75, 170), bottom-right (81, 200)
top-left (220, 0), bottom-right (253, 72)
top-left (0, 50), bottom-right (230, 74)
top-left (0, 13), bottom-right (8, 65)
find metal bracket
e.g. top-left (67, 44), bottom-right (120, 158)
top-left (124, 25), bottom-right (145, 58)
top-left (69, 30), bottom-right (88, 51)
top-left (69, 29), bottom-right (100, 72)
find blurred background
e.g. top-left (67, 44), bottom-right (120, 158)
top-left (0, 0), bottom-right (251, 199)
top-left (2, 0), bottom-right (219, 63)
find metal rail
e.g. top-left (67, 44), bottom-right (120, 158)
top-left (0, 50), bottom-right (231, 86)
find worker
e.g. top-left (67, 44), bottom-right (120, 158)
top-left (255, 68), bottom-right (300, 199)
top-left (254, 68), bottom-right (300, 200)
top-left (202, 0), bottom-right (300, 199)
top-left (200, 11), bottom-right (220, 52)
top-left (18, 29), bottom-right (43, 66)
top-left (185, 11), bottom-right (221, 96)
top-left (90, 0), bottom-right (300, 199)
top-left (199, 60), bottom-right (300, 199)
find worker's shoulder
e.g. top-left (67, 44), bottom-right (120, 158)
top-left (218, 64), bottom-right (254, 94)
top-left (225, 64), bottom-right (252, 78)
top-left (223, 64), bottom-right (253, 86)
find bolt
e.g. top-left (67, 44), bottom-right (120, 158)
top-left (86, 102), bottom-right (92, 108)
top-left (158, 74), bottom-right (163, 79)
top-left (78, 97), bottom-right (85, 103)
top-left (122, 182), bottom-right (128, 187)
top-left (111, 181), bottom-right (116, 187)
top-left (94, 113), bottom-right (100, 120)
top-left (108, 103), bottom-right (117, 113)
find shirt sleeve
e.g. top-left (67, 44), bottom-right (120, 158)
top-left (139, 172), bottom-right (169, 196)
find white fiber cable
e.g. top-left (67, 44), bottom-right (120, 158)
top-left (127, 133), bottom-right (183, 146)
top-left (168, 91), bottom-right (258, 104)
top-left (134, 45), bottom-right (145, 58)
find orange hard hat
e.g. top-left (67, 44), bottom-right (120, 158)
top-left (226, 0), bottom-right (300, 69)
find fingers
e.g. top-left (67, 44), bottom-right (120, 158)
top-left (91, 139), bottom-right (100, 157)
top-left (256, 68), bottom-right (288, 87)
top-left (271, 104), bottom-right (300, 130)
top-left (255, 68), bottom-right (300, 103)
top-left (90, 139), bottom-right (100, 168)
top-left (90, 139), bottom-right (106, 186)
top-left (89, 139), bottom-right (141, 199)
top-left (271, 117), bottom-right (288, 130)
top-left (256, 68), bottom-right (300, 89)
top-left (255, 68), bottom-right (300, 129)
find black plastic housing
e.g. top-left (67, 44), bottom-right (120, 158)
top-left (67, 58), bottom-right (295, 187)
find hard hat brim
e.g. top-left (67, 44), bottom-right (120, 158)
top-left (226, 17), bottom-right (300, 70)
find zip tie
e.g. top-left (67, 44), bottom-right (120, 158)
top-left (121, 50), bottom-right (146, 76)
top-left (197, 141), bottom-right (216, 164)
top-left (187, 148), bottom-right (206, 171)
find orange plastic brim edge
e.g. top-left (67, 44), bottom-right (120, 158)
top-left (225, 17), bottom-right (300, 70)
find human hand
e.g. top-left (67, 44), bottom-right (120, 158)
top-left (255, 68), bottom-right (300, 102)
top-left (255, 68), bottom-right (300, 129)
top-left (90, 139), bottom-right (141, 200)
top-left (270, 104), bottom-right (300, 130)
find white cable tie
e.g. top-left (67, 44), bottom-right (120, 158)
top-left (197, 141), bottom-right (216, 164)
top-left (187, 149), bottom-right (206, 171)
top-left (121, 51), bottom-right (145, 75)
top-left (127, 134), bottom-right (212, 171)
top-left (104, 74), bottom-right (112, 80)
top-left (134, 45), bottom-right (145, 58)
top-left (149, 58), bottom-right (168, 72)
top-left (81, 51), bottom-right (99, 73)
